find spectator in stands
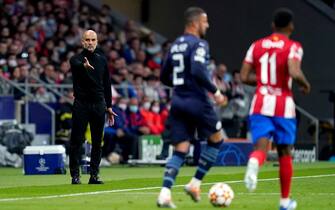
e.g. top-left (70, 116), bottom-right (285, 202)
top-left (127, 97), bottom-right (150, 136)
top-left (122, 19), bottom-right (140, 42)
top-left (149, 100), bottom-right (164, 134)
top-left (212, 64), bottom-right (236, 128)
top-left (27, 53), bottom-right (40, 69)
top-left (58, 60), bottom-right (72, 84)
top-left (40, 64), bottom-right (56, 84)
top-left (0, 42), bottom-right (7, 59)
top-left (123, 37), bottom-right (141, 64)
top-left (99, 4), bottom-right (113, 25)
top-left (133, 75), bottom-right (145, 99)
top-left (147, 51), bottom-right (162, 70)
top-left (110, 57), bottom-right (127, 84)
top-left (130, 61), bottom-right (145, 77)
top-left (140, 95), bottom-right (152, 112)
top-left (212, 63), bottom-right (231, 95)
top-left (230, 70), bottom-right (249, 118)
top-left (229, 70), bottom-right (249, 137)
top-left (144, 32), bottom-right (162, 56)
top-left (55, 90), bottom-right (74, 153)
top-left (104, 97), bottom-right (139, 163)
top-left (135, 50), bottom-right (147, 64)
top-left (35, 86), bottom-right (57, 103)
top-left (144, 74), bottom-right (160, 101)
top-left (140, 98), bottom-right (166, 135)
top-left (115, 67), bottom-right (137, 98)
top-left (0, 59), bottom-right (9, 78)
top-left (11, 66), bottom-right (25, 100)
top-left (0, 59), bottom-right (10, 95)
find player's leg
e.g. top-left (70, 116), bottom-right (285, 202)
top-left (185, 103), bottom-right (224, 202)
top-left (277, 144), bottom-right (296, 210)
top-left (185, 129), bottom-right (223, 202)
top-left (244, 114), bottom-right (274, 191)
top-left (157, 107), bottom-right (191, 208)
top-left (244, 137), bottom-right (268, 191)
top-left (157, 141), bottom-right (190, 208)
top-left (274, 117), bottom-right (297, 210)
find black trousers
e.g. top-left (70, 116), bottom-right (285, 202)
top-left (69, 99), bottom-right (106, 177)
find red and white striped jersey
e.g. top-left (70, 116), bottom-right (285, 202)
top-left (244, 33), bottom-right (303, 118)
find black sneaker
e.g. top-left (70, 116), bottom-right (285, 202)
top-left (88, 175), bottom-right (104, 184)
top-left (71, 177), bottom-right (81, 185)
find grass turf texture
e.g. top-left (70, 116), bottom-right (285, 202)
top-left (0, 162), bottom-right (334, 210)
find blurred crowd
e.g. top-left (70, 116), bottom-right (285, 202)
top-left (0, 0), bottom-right (253, 164)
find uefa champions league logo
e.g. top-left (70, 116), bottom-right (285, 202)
top-left (39, 158), bottom-right (46, 167)
top-left (36, 158), bottom-right (49, 172)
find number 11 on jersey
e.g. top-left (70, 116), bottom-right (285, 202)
top-left (259, 52), bottom-right (277, 85)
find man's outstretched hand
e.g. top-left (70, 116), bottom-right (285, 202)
top-left (83, 57), bottom-right (94, 70)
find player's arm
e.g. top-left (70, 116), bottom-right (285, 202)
top-left (160, 54), bottom-right (173, 87)
top-left (240, 62), bottom-right (256, 85)
top-left (288, 58), bottom-right (310, 94)
top-left (240, 43), bottom-right (256, 85)
top-left (287, 44), bottom-right (311, 94)
top-left (190, 42), bottom-right (226, 105)
top-left (190, 43), bottom-right (217, 94)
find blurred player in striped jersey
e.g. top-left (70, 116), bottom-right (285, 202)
top-left (240, 8), bottom-right (311, 210)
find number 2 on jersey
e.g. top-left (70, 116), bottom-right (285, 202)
top-left (259, 52), bottom-right (277, 85)
top-left (172, 54), bottom-right (184, 85)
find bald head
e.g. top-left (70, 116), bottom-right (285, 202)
top-left (81, 30), bottom-right (98, 52)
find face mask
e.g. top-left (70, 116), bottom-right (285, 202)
top-left (152, 106), bottom-right (160, 113)
top-left (224, 74), bottom-right (232, 83)
top-left (153, 57), bottom-right (161, 64)
top-left (143, 102), bottom-right (151, 110)
top-left (208, 63), bottom-right (215, 72)
top-left (118, 103), bottom-right (127, 111)
top-left (8, 59), bottom-right (17, 67)
top-left (129, 105), bottom-right (138, 113)
top-left (58, 47), bottom-right (66, 53)
top-left (47, 19), bottom-right (56, 26)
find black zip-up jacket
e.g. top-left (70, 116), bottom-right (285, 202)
top-left (70, 49), bottom-right (112, 108)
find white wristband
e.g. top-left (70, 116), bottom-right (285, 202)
top-left (214, 89), bottom-right (221, 97)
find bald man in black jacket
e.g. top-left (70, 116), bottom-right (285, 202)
top-left (69, 30), bottom-right (116, 184)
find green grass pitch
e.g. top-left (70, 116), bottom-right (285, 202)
top-left (0, 162), bottom-right (334, 210)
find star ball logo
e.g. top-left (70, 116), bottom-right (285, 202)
top-left (36, 158), bottom-right (49, 172)
top-left (39, 158), bottom-right (46, 167)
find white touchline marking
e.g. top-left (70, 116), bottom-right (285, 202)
top-left (0, 174), bottom-right (334, 202)
top-left (103, 192), bottom-right (335, 196)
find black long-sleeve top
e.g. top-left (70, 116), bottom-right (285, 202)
top-left (70, 49), bottom-right (112, 108)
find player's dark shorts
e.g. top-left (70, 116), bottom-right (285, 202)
top-left (168, 96), bottom-right (222, 145)
top-left (249, 114), bottom-right (296, 145)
